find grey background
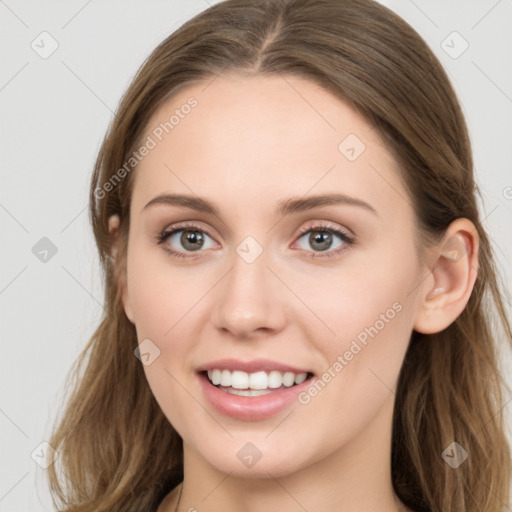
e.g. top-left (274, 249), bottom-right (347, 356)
top-left (1, 1), bottom-right (511, 510)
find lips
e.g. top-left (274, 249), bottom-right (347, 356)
top-left (196, 358), bottom-right (315, 421)
top-left (196, 358), bottom-right (312, 374)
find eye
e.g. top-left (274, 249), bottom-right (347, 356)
top-left (155, 223), bottom-right (217, 258)
top-left (292, 222), bottom-right (354, 259)
top-left (155, 221), bottom-right (355, 260)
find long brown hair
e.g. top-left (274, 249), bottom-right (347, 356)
top-left (47, 1), bottom-right (512, 510)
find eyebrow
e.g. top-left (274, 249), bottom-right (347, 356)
top-left (143, 193), bottom-right (378, 217)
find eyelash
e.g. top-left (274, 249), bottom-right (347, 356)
top-left (155, 221), bottom-right (355, 260)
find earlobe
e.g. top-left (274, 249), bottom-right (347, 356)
top-left (414, 219), bottom-right (479, 335)
top-left (108, 214), bottom-right (135, 324)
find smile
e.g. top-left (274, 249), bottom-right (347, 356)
top-left (206, 369), bottom-right (310, 396)
top-left (197, 359), bottom-right (316, 420)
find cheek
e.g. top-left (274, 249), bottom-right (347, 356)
top-left (300, 244), bottom-right (418, 344)
top-left (298, 243), bottom-right (419, 396)
top-left (126, 251), bottom-right (209, 435)
top-left (126, 245), bottom-right (209, 338)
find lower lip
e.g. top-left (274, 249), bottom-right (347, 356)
top-left (198, 372), bottom-right (314, 421)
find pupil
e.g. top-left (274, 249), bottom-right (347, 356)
top-left (310, 231), bottom-right (332, 251)
top-left (182, 230), bottom-right (204, 251)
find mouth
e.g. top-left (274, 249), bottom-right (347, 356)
top-left (202, 368), bottom-right (315, 396)
top-left (196, 360), bottom-right (316, 420)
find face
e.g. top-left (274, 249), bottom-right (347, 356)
top-left (121, 73), bottom-right (427, 478)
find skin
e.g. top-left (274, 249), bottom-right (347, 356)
top-left (111, 73), bottom-right (479, 512)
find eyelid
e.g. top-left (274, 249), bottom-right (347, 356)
top-left (293, 220), bottom-right (354, 240)
top-left (158, 221), bottom-right (218, 242)
top-left (156, 221), bottom-right (219, 251)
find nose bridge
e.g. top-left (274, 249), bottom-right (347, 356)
top-left (211, 237), bottom-right (286, 337)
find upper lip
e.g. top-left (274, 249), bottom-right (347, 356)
top-left (196, 358), bottom-right (313, 375)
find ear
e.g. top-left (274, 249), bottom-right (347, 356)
top-left (108, 214), bottom-right (135, 324)
top-left (413, 218), bottom-right (479, 334)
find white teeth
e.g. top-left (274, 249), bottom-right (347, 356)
top-left (294, 372), bottom-right (307, 384)
top-left (220, 369), bottom-right (232, 387)
top-left (211, 369), bottom-right (221, 385)
top-left (225, 388), bottom-right (272, 396)
top-left (205, 369), bottom-right (309, 390)
top-left (249, 371), bottom-right (268, 390)
top-left (282, 372), bottom-right (295, 387)
top-left (231, 371), bottom-right (249, 389)
top-left (268, 370), bottom-right (283, 389)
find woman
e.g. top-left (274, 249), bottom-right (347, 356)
top-left (47, 0), bottom-right (512, 511)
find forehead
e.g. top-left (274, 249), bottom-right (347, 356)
top-left (131, 73), bottom-right (408, 220)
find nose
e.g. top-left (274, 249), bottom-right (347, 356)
top-left (210, 246), bottom-right (287, 340)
